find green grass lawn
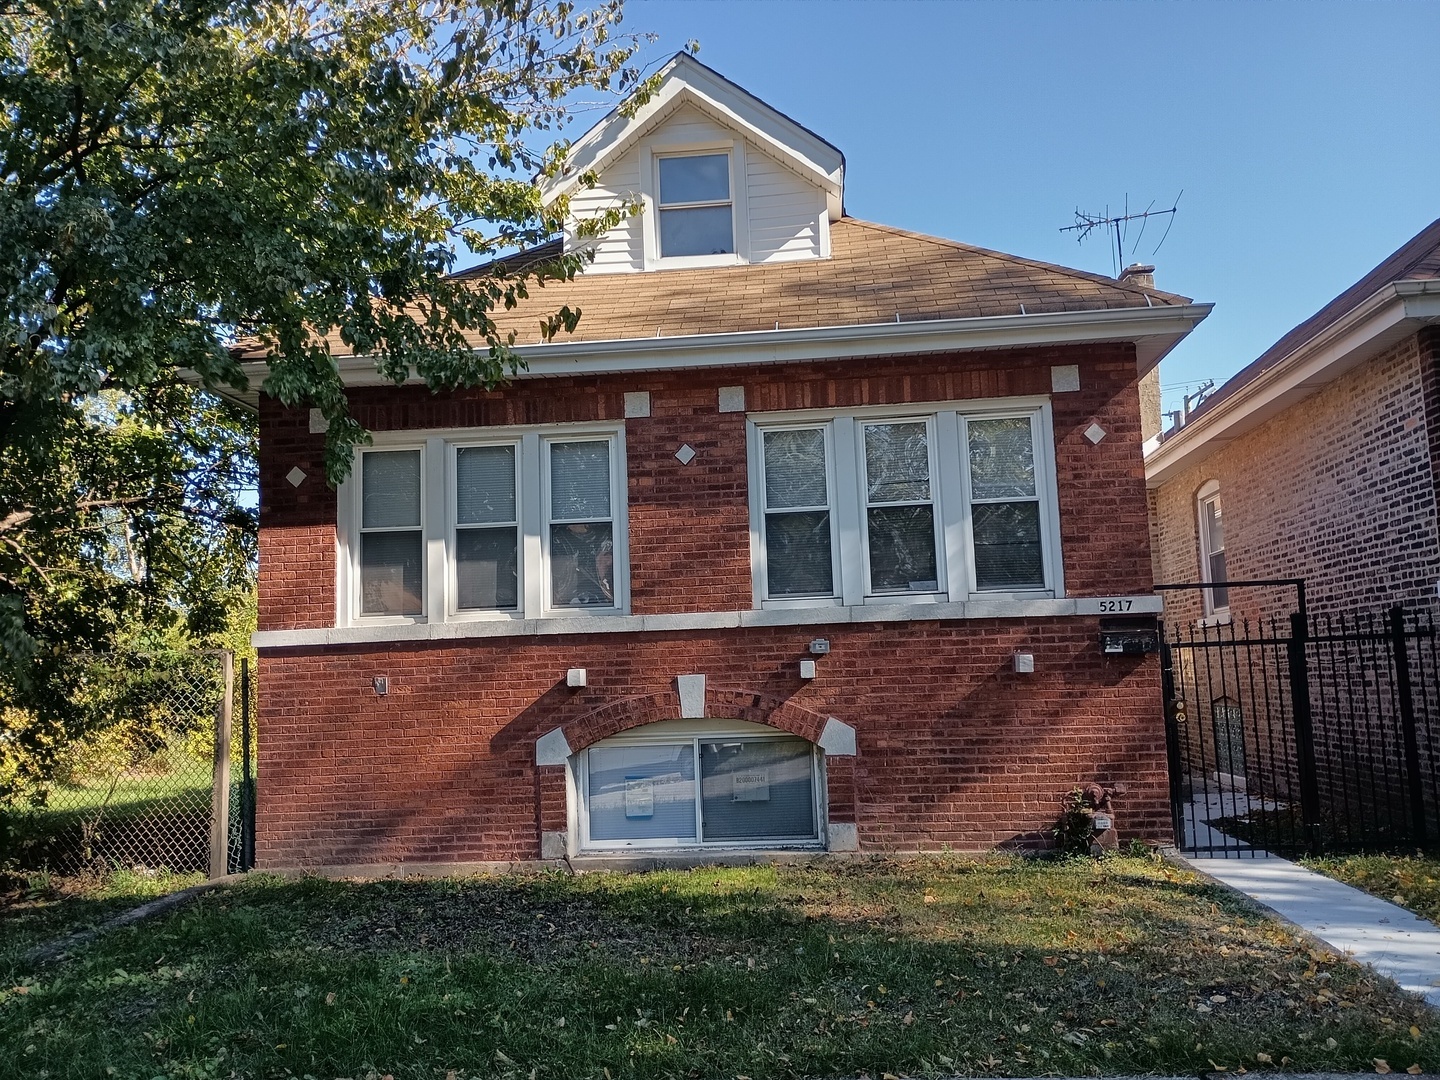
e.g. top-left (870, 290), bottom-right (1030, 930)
top-left (1304, 853), bottom-right (1440, 929)
top-left (0, 867), bottom-right (204, 967)
top-left (3, 855), bottom-right (1437, 1079)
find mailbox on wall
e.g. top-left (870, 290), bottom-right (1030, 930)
top-left (1098, 616), bottom-right (1160, 656)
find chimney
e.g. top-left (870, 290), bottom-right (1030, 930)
top-left (1119, 263), bottom-right (1156, 290)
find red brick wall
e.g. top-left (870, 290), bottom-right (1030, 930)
top-left (256, 343), bottom-right (1166, 864)
top-left (1150, 332), bottom-right (1440, 625)
top-left (257, 622), bottom-right (1165, 866)
top-left (259, 343), bottom-right (1152, 629)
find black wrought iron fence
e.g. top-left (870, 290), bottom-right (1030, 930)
top-left (1, 649), bottom-right (256, 878)
top-left (1162, 603), bottom-right (1439, 857)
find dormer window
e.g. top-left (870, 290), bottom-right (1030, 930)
top-left (657, 153), bottom-right (734, 258)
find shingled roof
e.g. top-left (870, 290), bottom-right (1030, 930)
top-left (267, 216), bottom-right (1191, 360)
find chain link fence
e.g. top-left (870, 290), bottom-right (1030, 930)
top-left (2, 650), bottom-right (254, 878)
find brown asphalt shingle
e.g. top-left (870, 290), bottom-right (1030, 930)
top-left (262, 217), bottom-right (1192, 360)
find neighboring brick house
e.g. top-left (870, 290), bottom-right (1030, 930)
top-left (1147, 219), bottom-right (1440, 627)
top-left (243, 55), bottom-right (1210, 870)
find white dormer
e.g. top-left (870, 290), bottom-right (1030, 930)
top-left (540, 53), bottom-right (845, 273)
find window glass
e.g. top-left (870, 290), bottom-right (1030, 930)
top-left (967, 418), bottom-right (1044, 591)
top-left (657, 153), bottom-right (733, 258)
top-left (457, 445), bottom-right (516, 524)
top-left (362, 449), bottom-right (421, 529)
top-left (699, 738), bottom-right (817, 842)
top-left (456, 528), bottom-right (519, 610)
top-left (588, 744), bottom-right (697, 843)
top-left (359, 450), bottom-right (423, 616)
top-left (864, 422), bottom-right (937, 592)
top-left (762, 428), bottom-right (834, 597)
top-left (550, 441), bottom-right (612, 521)
top-left (968, 418), bottom-right (1036, 500)
top-left (1200, 492), bottom-right (1228, 610)
top-left (360, 532), bottom-right (423, 616)
top-left (971, 502), bottom-right (1043, 589)
top-left (659, 206), bottom-right (734, 258)
top-left (658, 154), bottom-right (730, 203)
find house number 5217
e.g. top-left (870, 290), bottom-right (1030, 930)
top-left (1097, 599), bottom-right (1135, 613)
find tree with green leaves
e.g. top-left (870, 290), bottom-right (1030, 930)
top-left (1, 0), bottom-right (658, 798)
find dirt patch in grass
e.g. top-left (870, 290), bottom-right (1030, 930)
top-left (2, 855), bottom-right (1437, 1079)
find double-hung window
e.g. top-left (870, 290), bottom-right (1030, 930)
top-left (343, 425), bottom-right (627, 624)
top-left (749, 399), bottom-right (1061, 606)
top-left (1196, 480), bottom-right (1228, 616)
top-left (358, 448), bottom-right (425, 617)
top-left (656, 152), bottom-right (734, 258)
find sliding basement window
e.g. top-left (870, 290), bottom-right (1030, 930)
top-left (579, 723), bottom-right (822, 851)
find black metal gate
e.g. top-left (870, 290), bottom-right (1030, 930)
top-left (1160, 589), bottom-right (1440, 857)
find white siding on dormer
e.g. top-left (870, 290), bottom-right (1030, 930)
top-left (565, 103), bottom-right (829, 273)
top-left (564, 144), bottom-right (644, 274)
top-left (746, 151), bottom-right (825, 264)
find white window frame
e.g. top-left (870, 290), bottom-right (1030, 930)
top-left (349, 444), bottom-right (428, 625)
top-left (753, 422), bottom-right (843, 605)
top-left (1196, 479), bottom-right (1228, 619)
top-left (541, 434), bottom-right (628, 616)
top-left (336, 422), bottom-right (629, 626)
top-left (858, 416), bottom-right (945, 600)
top-left (746, 396), bottom-right (1064, 608)
top-left (575, 720), bottom-right (824, 853)
top-left (640, 138), bottom-right (749, 270)
top-left (448, 439), bottom-right (523, 617)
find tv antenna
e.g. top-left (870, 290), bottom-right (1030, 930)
top-left (1060, 192), bottom-right (1182, 276)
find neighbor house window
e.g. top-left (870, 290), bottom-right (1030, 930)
top-left (656, 152), bottom-right (734, 258)
top-left (344, 425), bottom-right (627, 623)
top-left (580, 724), bottom-right (820, 850)
top-left (1197, 480), bottom-right (1228, 615)
top-left (358, 448), bottom-right (424, 617)
top-left (749, 401), bottom-right (1060, 606)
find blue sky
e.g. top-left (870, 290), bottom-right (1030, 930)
top-left (603, 0), bottom-right (1440, 417)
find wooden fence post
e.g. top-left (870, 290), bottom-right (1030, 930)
top-left (210, 650), bottom-right (234, 879)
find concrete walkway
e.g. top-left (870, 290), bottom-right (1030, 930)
top-left (1185, 852), bottom-right (1440, 1007)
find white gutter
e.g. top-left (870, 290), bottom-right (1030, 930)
top-left (1145, 281), bottom-right (1440, 488)
top-left (235, 303), bottom-right (1212, 401)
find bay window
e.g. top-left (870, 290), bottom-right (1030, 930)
top-left (341, 425), bottom-right (627, 624)
top-left (749, 399), bottom-right (1061, 605)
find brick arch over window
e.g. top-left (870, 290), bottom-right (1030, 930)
top-left (562, 686), bottom-right (832, 753)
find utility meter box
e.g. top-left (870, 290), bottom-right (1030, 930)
top-left (1098, 616), bottom-right (1160, 656)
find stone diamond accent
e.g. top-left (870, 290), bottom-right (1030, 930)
top-left (285, 466), bottom-right (307, 487)
top-left (1084, 423), bottom-right (1107, 444)
top-left (675, 444), bottom-right (697, 465)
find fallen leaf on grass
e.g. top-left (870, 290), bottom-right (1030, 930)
top-left (1411, 1026), bottom-right (1422, 1039)
top-left (1407, 1066), bottom-right (1422, 1075)
top-left (1256, 1053), bottom-right (1272, 1063)
top-left (325, 992), bottom-right (336, 1006)
top-left (1374, 1059), bottom-right (1391, 1074)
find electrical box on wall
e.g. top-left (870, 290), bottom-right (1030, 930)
top-left (1098, 616), bottom-right (1160, 656)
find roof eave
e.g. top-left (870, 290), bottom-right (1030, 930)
top-left (221, 303), bottom-right (1211, 411)
top-left (1144, 280), bottom-right (1440, 488)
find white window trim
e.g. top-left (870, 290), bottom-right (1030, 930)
top-left (747, 396), bottom-right (1064, 608)
top-left (574, 719), bottom-right (824, 853)
top-left (640, 138), bottom-right (750, 269)
top-left (857, 415), bottom-right (946, 601)
top-left (337, 422), bottom-right (629, 627)
top-left (1196, 479), bottom-right (1228, 619)
top-left (343, 444), bottom-right (428, 626)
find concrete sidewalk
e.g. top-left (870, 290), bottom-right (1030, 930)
top-left (1185, 853), bottom-right (1440, 1007)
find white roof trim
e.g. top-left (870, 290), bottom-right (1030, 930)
top-left (1144, 281), bottom-right (1440, 488)
top-left (229, 304), bottom-right (1211, 408)
top-left (541, 53), bottom-right (845, 220)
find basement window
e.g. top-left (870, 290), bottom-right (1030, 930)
top-left (579, 724), bottom-right (821, 850)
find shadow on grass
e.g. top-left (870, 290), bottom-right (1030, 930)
top-left (4, 856), bottom-right (1437, 1079)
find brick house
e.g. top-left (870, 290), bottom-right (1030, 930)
top-left (1147, 218), bottom-right (1440, 626)
top-left (244, 55), bottom-right (1211, 870)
